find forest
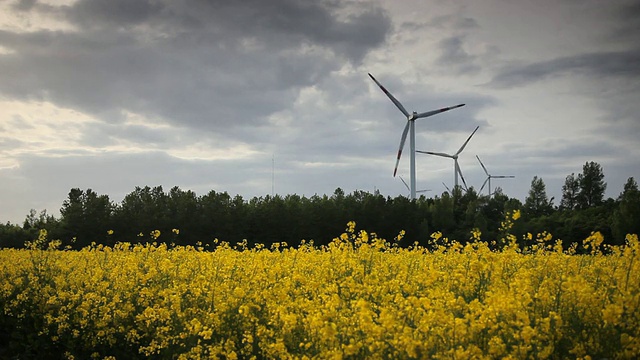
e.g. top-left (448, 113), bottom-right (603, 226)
top-left (1, 161), bottom-right (638, 250)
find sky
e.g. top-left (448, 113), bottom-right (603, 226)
top-left (1, 0), bottom-right (639, 224)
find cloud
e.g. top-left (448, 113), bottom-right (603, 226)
top-left (489, 49), bottom-right (640, 88)
top-left (436, 35), bottom-right (480, 75)
top-left (66, 0), bottom-right (162, 28)
top-left (0, 0), bottom-right (392, 136)
top-left (609, 1), bottom-right (640, 45)
top-left (12, 0), bottom-right (38, 12)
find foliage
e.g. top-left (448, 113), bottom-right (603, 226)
top-left (613, 177), bottom-right (640, 242)
top-left (560, 173), bottom-right (580, 211)
top-left (0, 161), bottom-right (636, 249)
top-left (1, 219), bottom-right (639, 359)
top-left (523, 176), bottom-right (554, 218)
top-left (577, 161), bottom-right (607, 209)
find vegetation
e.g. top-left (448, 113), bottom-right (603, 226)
top-left (1, 216), bottom-right (639, 359)
top-left (0, 161), bottom-right (636, 250)
top-left (1, 161), bottom-right (638, 358)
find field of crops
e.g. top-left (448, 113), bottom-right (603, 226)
top-left (1, 214), bottom-right (639, 359)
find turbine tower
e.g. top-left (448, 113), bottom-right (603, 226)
top-left (417, 126), bottom-right (479, 190)
top-left (368, 73), bottom-right (465, 200)
top-left (476, 155), bottom-right (515, 196)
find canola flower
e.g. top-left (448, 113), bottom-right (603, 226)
top-left (0, 220), bottom-right (639, 359)
top-left (150, 230), bottom-right (161, 240)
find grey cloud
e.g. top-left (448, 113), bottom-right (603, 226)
top-left (12, 0), bottom-right (38, 11)
top-left (609, 1), bottom-right (640, 44)
top-left (0, 137), bottom-right (25, 151)
top-left (436, 35), bottom-right (480, 75)
top-left (66, 0), bottom-right (163, 28)
top-left (63, 0), bottom-right (391, 63)
top-left (0, 0), bottom-right (391, 136)
top-left (500, 137), bottom-right (626, 170)
top-left (426, 14), bottom-right (479, 31)
top-left (490, 49), bottom-right (640, 88)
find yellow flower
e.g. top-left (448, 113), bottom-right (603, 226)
top-left (172, 228), bottom-right (180, 235)
top-left (512, 209), bottom-right (521, 220)
top-left (150, 230), bottom-right (161, 240)
top-left (107, 230), bottom-right (114, 235)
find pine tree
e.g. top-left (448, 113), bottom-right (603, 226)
top-left (577, 161), bottom-right (607, 209)
top-left (613, 177), bottom-right (640, 242)
top-left (524, 176), bottom-right (554, 218)
top-left (560, 173), bottom-right (580, 210)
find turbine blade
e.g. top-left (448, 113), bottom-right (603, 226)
top-left (414, 103), bottom-right (465, 119)
top-left (416, 150), bottom-right (453, 158)
top-left (442, 182), bottom-right (451, 192)
top-left (456, 161), bottom-right (468, 190)
top-left (479, 177), bottom-right (489, 193)
top-left (368, 73), bottom-right (410, 118)
top-left (400, 176), bottom-right (410, 192)
top-left (493, 175), bottom-right (515, 179)
top-left (476, 155), bottom-right (489, 176)
top-left (393, 121), bottom-right (411, 177)
top-left (455, 126), bottom-right (479, 156)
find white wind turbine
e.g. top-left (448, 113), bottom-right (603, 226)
top-left (416, 126), bottom-right (479, 191)
top-left (476, 155), bottom-right (515, 196)
top-left (368, 73), bottom-right (465, 200)
top-left (400, 176), bottom-right (430, 197)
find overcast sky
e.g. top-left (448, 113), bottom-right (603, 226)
top-left (1, 0), bottom-right (639, 224)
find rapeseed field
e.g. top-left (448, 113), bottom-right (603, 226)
top-left (1, 212), bottom-right (639, 359)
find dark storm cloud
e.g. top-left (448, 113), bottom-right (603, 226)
top-left (490, 49), bottom-right (640, 88)
top-left (0, 0), bottom-right (391, 133)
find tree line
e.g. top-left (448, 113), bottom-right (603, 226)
top-left (1, 161), bottom-right (638, 250)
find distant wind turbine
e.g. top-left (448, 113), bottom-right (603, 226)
top-left (476, 155), bottom-right (515, 196)
top-left (368, 73), bottom-right (465, 200)
top-left (417, 126), bottom-right (479, 190)
top-left (400, 176), bottom-right (430, 197)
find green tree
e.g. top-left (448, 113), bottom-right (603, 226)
top-left (612, 177), bottom-right (640, 243)
top-left (60, 188), bottom-right (113, 247)
top-left (577, 161), bottom-right (606, 209)
top-left (523, 176), bottom-right (554, 218)
top-left (0, 222), bottom-right (32, 248)
top-left (430, 193), bottom-right (455, 236)
top-left (560, 173), bottom-right (580, 211)
top-left (112, 186), bottom-right (168, 242)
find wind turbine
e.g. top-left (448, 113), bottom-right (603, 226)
top-left (400, 176), bottom-right (430, 197)
top-left (416, 126), bottom-right (479, 191)
top-left (476, 155), bottom-right (515, 196)
top-left (368, 73), bottom-right (465, 200)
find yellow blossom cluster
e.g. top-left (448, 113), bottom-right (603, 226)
top-left (0, 226), bottom-right (639, 359)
